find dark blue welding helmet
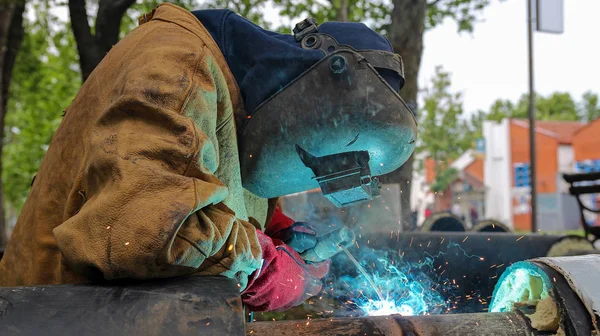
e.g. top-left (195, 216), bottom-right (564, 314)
top-left (239, 18), bottom-right (417, 208)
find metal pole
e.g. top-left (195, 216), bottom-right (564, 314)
top-left (528, 0), bottom-right (538, 233)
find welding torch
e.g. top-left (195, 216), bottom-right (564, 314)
top-left (300, 226), bottom-right (356, 263)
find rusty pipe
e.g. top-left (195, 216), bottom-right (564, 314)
top-left (246, 312), bottom-right (532, 336)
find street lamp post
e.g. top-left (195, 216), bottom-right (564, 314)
top-left (528, 0), bottom-right (538, 233)
top-left (526, 0), bottom-right (563, 233)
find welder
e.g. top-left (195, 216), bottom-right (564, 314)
top-left (0, 3), bottom-right (416, 312)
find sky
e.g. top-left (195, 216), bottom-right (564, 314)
top-left (417, 0), bottom-right (600, 115)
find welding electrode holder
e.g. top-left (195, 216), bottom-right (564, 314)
top-left (301, 227), bottom-right (356, 263)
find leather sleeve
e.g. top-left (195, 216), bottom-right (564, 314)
top-left (52, 23), bottom-right (262, 289)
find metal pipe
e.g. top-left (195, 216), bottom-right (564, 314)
top-left (490, 257), bottom-right (598, 335)
top-left (247, 312), bottom-right (532, 336)
top-left (0, 276), bottom-right (246, 336)
top-left (420, 212), bottom-right (466, 232)
top-left (527, 0), bottom-right (538, 233)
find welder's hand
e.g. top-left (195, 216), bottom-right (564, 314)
top-left (301, 226), bottom-right (356, 263)
top-left (265, 207), bottom-right (318, 253)
top-left (276, 222), bottom-right (319, 253)
top-left (241, 230), bottom-right (329, 312)
top-left (266, 207), bottom-right (355, 263)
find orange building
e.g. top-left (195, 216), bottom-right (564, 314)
top-left (484, 119), bottom-right (585, 231)
top-left (573, 117), bottom-right (600, 165)
top-left (571, 118), bottom-right (600, 227)
top-left (509, 120), bottom-right (559, 230)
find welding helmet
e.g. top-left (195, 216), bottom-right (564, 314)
top-left (239, 18), bottom-right (417, 207)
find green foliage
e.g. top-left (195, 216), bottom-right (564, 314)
top-left (204, 0), bottom-right (273, 28)
top-left (431, 167), bottom-right (458, 192)
top-left (272, 0), bottom-right (391, 33)
top-left (467, 109), bottom-right (485, 138)
top-left (426, 0), bottom-right (491, 32)
top-left (121, 1), bottom-right (274, 34)
top-left (417, 66), bottom-right (472, 192)
top-left (121, 1), bottom-right (199, 35)
top-left (4, 2), bottom-right (80, 212)
top-left (271, 0), bottom-right (491, 35)
top-left (580, 91), bottom-right (600, 122)
top-left (486, 98), bottom-right (515, 122)
top-left (485, 91), bottom-right (596, 122)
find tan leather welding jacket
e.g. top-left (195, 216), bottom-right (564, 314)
top-left (0, 3), bottom-right (274, 288)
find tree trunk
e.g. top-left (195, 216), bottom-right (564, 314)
top-left (69, 0), bottom-right (136, 82)
top-left (0, 0), bottom-right (26, 247)
top-left (338, 0), bottom-right (348, 22)
top-left (380, 0), bottom-right (427, 231)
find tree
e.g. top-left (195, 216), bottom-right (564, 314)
top-left (486, 98), bottom-right (514, 122)
top-left (417, 66), bottom-right (471, 192)
top-left (486, 92), bottom-right (582, 122)
top-left (468, 109), bottom-right (486, 138)
top-left (68, 0), bottom-right (137, 82)
top-left (0, 0), bottom-right (26, 247)
top-left (121, 0), bottom-right (198, 33)
top-left (580, 91), bottom-right (600, 122)
top-left (206, 0), bottom-right (273, 28)
top-left (3, 1), bottom-right (80, 231)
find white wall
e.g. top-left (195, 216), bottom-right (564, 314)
top-left (557, 145), bottom-right (575, 193)
top-left (411, 153), bottom-right (434, 226)
top-left (483, 119), bottom-right (513, 228)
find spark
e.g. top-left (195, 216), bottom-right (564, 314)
top-left (340, 247), bottom-right (448, 317)
top-left (516, 236), bottom-right (524, 241)
top-left (462, 236), bottom-right (469, 243)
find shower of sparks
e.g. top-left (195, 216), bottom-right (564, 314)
top-left (318, 235), bottom-right (495, 318)
top-left (332, 247), bottom-right (449, 316)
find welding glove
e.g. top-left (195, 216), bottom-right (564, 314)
top-left (241, 230), bottom-right (329, 312)
top-left (266, 207), bottom-right (355, 263)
